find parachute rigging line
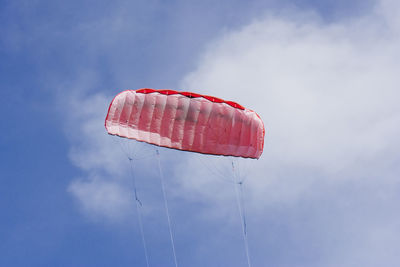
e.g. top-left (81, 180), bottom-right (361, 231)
top-left (128, 158), bottom-right (150, 267)
top-left (196, 156), bottom-right (237, 184)
top-left (232, 160), bottom-right (252, 267)
top-left (156, 149), bottom-right (179, 267)
top-left (114, 137), bottom-right (150, 267)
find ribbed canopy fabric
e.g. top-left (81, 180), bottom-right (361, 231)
top-left (105, 89), bottom-right (265, 158)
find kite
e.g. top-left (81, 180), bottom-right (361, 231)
top-left (105, 88), bottom-right (265, 158)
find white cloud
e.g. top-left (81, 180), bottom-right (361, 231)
top-left (63, 85), bottom-right (160, 222)
top-left (64, 91), bottom-right (132, 221)
top-left (68, 174), bottom-right (133, 222)
top-left (180, 0), bottom-right (400, 182)
top-left (174, 1), bottom-right (400, 265)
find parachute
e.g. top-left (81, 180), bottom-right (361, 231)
top-left (105, 88), bottom-right (265, 267)
top-left (105, 88), bottom-right (265, 158)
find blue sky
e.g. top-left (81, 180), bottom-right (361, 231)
top-left (1, 0), bottom-right (400, 266)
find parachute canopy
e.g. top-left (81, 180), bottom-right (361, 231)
top-left (105, 89), bottom-right (265, 158)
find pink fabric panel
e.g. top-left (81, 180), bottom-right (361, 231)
top-left (190, 99), bottom-right (213, 153)
top-left (105, 90), bottom-right (265, 158)
top-left (181, 98), bottom-right (201, 150)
